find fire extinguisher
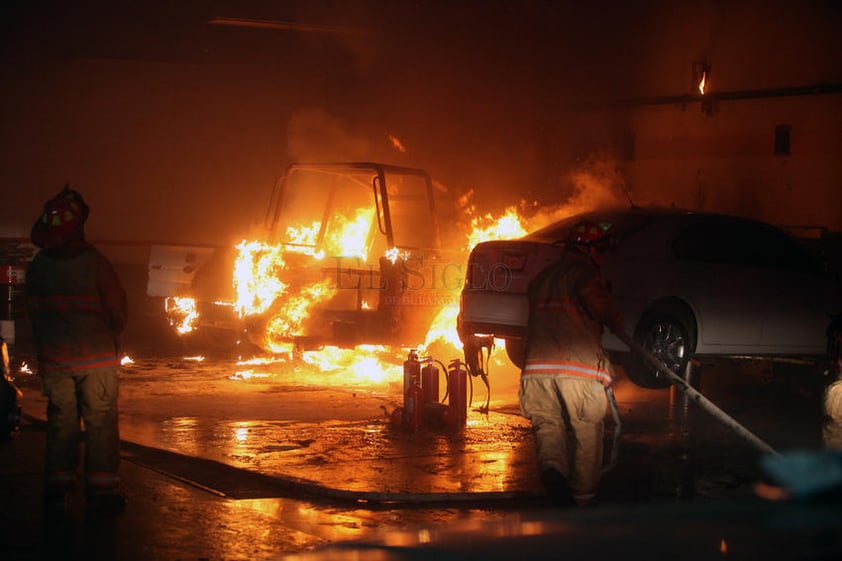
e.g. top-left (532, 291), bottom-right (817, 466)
top-left (403, 349), bottom-right (423, 430)
top-left (447, 359), bottom-right (468, 427)
top-left (421, 360), bottom-right (439, 405)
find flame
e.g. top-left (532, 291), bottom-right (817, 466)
top-left (166, 296), bottom-right (198, 334)
top-left (300, 345), bottom-right (395, 384)
top-left (285, 222), bottom-right (323, 257)
top-left (230, 347), bottom-right (400, 385)
top-left (120, 355), bottom-right (134, 365)
top-left (229, 370), bottom-right (270, 380)
top-left (384, 246), bottom-right (403, 264)
top-left (421, 204), bottom-right (538, 355)
top-left (170, 187), bottom-right (570, 384)
top-left (263, 279), bottom-right (336, 353)
top-left (467, 206), bottom-right (528, 249)
top-left (698, 71), bottom-right (707, 95)
top-left (234, 241), bottom-right (288, 316)
top-left (422, 304), bottom-right (462, 350)
top-left (326, 207), bottom-right (374, 260)
top-left (231, 206), bottom-right (378, 354)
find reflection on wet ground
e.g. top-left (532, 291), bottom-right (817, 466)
top-left (119, 353), bottom-right (542, 498)
top-left (9, 345), bottom-right (834, 560)
top-left (7, 420), bottom-right (516, 560)
top-left (14, 349), bottom-right (830, 506)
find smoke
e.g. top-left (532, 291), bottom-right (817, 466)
top-left (520, 146), bottom-right (633, 232)
top-left (565, 147), bottom-right (631, 211)
top-left (286, 107), bottom-right (374, 163)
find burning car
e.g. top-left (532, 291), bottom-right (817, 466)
top-left (149, 162), bottom-right (460, 355)
top-left (458, 207), bottom-right (842, 388)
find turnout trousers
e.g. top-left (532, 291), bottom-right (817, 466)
top-left (520, 374), bottom-right (608, 504)
top-left (40, 366), bottom-right (121, 494)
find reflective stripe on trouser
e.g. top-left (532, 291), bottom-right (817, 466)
top-left (46, 470), bottom-right (78, 490)
top-left (519, 374), bottom-right (607, 500)
top-left (41, 366), bottom-right (121, 490)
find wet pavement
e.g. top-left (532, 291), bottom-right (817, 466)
top-left (1, 339), bottom-right (834, 560)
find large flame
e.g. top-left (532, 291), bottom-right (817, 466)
top-left (263, 278), bottom-right (336, 353)
top-left (325, 207), bottom-right (374, 260)
top-left (173, 191), bottom-right (569, 384)
top-left (165, 296), bottom-right (198, 334)
top-left (284, 221), bottom-right (322, 257)
top-left (422, 206), bottom-right (530, 353)
top-left (234, 241), bottom-right (288, 316)
top-left (467, 206), bottom-right (528, 249)
top-left (228, 205), bottom-right (379, 358)
top-left (231, 346), bottom-right (402, 386)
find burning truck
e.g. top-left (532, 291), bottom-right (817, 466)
top-left (148, 162), bottom-right (467, 357)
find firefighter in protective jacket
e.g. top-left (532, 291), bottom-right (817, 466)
top-left (26, 186), bottom-right (128, 512)
top-left (520, 221), bottom-right (622, 507)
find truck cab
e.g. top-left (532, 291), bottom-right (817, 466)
top-left (149, 162), bottom-right (454, 354)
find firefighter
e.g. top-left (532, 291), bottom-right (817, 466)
top-left (520, 221), bottom-right (623, 507)
top-left (823, 314), bottom-right (842, 449)
top-left (26, 186), bottom-right (128, 513)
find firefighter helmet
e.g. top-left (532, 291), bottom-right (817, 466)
top-left (30, 185), bottom-right (90, 249)
top-left (567, 221), bottom-right (614, 249)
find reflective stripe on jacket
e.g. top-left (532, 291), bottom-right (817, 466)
top-left (26, 242), bottom-right (127, 373)
top-left (522, 360), bottom-right (613, 386)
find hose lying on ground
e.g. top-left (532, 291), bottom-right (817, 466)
top-left (616, 330), bottom-right (780, 457)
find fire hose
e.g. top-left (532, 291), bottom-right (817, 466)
top-left (616, 330), bottom-right (780, 457)
top-left (602, 386), bottom-right (621, 474)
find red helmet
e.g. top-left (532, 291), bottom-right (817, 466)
top-left (567, 221), bottom-right (614, 249)
top-left (30, 185), bottom-right (90, 249)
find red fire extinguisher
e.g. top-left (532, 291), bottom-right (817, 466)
top-left (447, 359), bottom-right (468, 428)
top-left (403, 349), bottom-right (423, 430)
top-left (421, 361), bottom-right (439, 405)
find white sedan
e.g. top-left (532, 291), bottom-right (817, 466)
top-left (458, 208), bottom-right (842, 388)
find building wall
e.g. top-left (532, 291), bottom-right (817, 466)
top-left (558, 0), bottom-right (842, 232)
top-left (621, 93), bottom-right (842, 231)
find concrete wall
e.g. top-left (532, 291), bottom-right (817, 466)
top-left (619, 93), bottom-right (842, 231)
top-left (561, 0), bottom-right (842, 232)
top-left (2, 1), bottom-right (840, 253)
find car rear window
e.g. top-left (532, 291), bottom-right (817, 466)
top-left (524, 211), bottom-right (655, 244)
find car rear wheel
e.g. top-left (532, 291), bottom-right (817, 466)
top-left (624, 311), bottom-right (695, 389)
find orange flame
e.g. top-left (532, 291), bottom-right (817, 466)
top-left (285, 222), bottom-right (322, 257)
top-left (165, 296), bottom-right (198, 334)
top-left (467, 206), bottom-right (528, 249)
top-left (421, 204), bottom-right (537, 355)
top-left (232, 205), bottom-right (379, 355)
top-left (263, 279), bottom-right (336, 353)
top-left (234, 241), bottom-right (288, 316)
top-left (698, 71), bottom-right (707, 95)
top-left (175, 192), bottom-right (566, 383)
